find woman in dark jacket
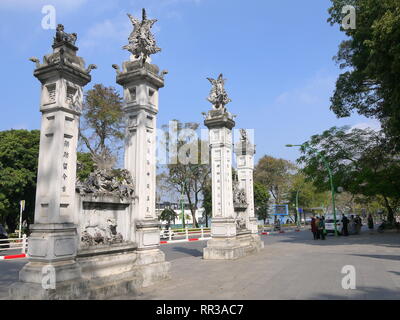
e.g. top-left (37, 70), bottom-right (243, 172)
top-left (368, 214), bottom-right (374, 230)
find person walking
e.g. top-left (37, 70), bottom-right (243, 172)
top-left (349, 215), bottom-right (356, 235)
top-left (319, 216), bottom-right (326, 240)
top-left (311, 216), bottom-right (318, 240)
top-left (342, 215), bottom-right (349, 236)
top-left (315, 216), bottom-right (321, 240)
top-left (355, 215), bottom-right (362, 234)
top-left (368, 214), bottom-right (374, 230)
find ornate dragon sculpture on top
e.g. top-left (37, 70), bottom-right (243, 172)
top-left (54, 24), bottom-right (77, 46)
top-left (123, 8), bottom-right (161, 64)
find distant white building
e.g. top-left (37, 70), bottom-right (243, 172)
top-left (156, 202), bottom-right (206, 227)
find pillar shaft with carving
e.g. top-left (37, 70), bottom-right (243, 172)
top-left (234, 133), bottom-right (258, 234)
top-left (205, 115), bottom-right (236, 237)
top-left (114, 9), bottom-right (170, 287)
top-left (117, 60), bottom-right (163, 250)
top-left (13, 33), bottom-right (92, 295)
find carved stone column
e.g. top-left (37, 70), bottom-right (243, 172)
top-left (115, 9), bottom-right (170, 287)
top-left (204, 109), bottom-right (237, 239)
top-left (202, 74), bottom-right (263, 260)
top-left (234, 131), bottom-right (264, 249)
top-left (10, 31), bottom-right (93, 299)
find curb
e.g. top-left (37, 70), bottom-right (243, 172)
top-left (0, 253), bottom-right (27, 260)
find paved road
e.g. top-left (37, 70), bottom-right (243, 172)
top-left (2, 228), bottom-right (400, 299)
top-left (139, 228), bottom-right (400, 300)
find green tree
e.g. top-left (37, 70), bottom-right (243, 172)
top-left (298, 126), bottom-right (400, 224)
top-left (159, 208), bottom-right (178, 229)
top-left (79, 84), bottom-right (124, 167)
top-left (287, 172), bottom-right (331, 217)
top-left (253, 182), bottom-right (270, 224)
top-left (254, 155), bottom-right (296, 204)
top-left (161, 121), bottom-right (211, 228)
top-left (0, 130), bottom-right (40, 232)
top-left (77, 152), bottom-right (95, 181)
top-left (202, 181), bottom-right (212, 227)
top-left (328, 0), bottom-right (400, 150)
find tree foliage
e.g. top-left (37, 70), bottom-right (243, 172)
top-left (159, 208), bottom-right (178, 228)
top-left (328, 0), bottom-right (400, 149)
top-left (287, 172), bottom-right (331, 212)
top-left (0, 130), bottom-right (40, 231)
top-left (298, 126), bottom-right (400, 223)
top-left (79, 84), bottom-right (124, 167)
top-left (254, 155), bottom-right (296, 204)
top-left (77, 152), bottom-right (95, 181)
top-left (202, 181), bottom-right (212, 227)
top-left (160, 121), bottom-right (211, 228)
top-left (253, 182), bottom-right (270, 224)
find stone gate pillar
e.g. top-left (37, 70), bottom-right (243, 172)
top-left (10, 25), bottom-right (94, 299)
top-left (202, 74), bottom-right (263, 260)
top-left (234, 130), bottom-right (264, 248)
top-left (115, 9), bottom-right (170, 287)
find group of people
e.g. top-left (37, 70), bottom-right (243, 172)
top-left (341, 214), bottom-right (365, 236)
top-left (310, 216), bottom-right (326, 240)
top-left (310, 214), bottom-right (374, 240)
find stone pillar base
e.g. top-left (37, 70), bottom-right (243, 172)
top-left (203, 232), bottom-right (263, 260)
top-left (9, 243), bottom-right (172, 300)
top-left (9, 275), bottom-right (143, 300)
top-left (9, 279), bottom-right (90, 300)
top-left (134, 249), bottom-right (171, 288)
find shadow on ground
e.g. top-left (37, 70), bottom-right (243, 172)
top-left (349, 254), bottom-right (400, 261)
top-left (307, 286), bottom-right (400, 300)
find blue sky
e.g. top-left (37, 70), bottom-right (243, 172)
top-left (0, 0), bottom-right (379, 163)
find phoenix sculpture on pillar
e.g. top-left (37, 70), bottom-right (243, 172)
top-left (123, 8), bottom-right (161, 64)
top-left (207, 73), bottom-right (232, 110)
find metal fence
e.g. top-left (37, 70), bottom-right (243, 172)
top-left (0, 234), bottom-right (28, 258)
top-left (160, 227), bottom-right (211, 244)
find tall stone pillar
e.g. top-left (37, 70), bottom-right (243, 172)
top-left (10, 26), bottom-right (94, 299)
top-left (234, 130), bottom-right (264, 248)
top-left (203, 74), bottom-right (263, 260)
top-left (115, 9), bottom-right (170, 287)
top-left (204, 99), bottom-right (236, 240)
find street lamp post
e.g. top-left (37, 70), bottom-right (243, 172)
top-left (286, 144), bottom-right (339, 236)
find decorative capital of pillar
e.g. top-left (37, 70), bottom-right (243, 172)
top-left (115, 60), bottom-right (165, 89)
top-left (29, 26), bottom-right (93, 87)
top-left (203, 109), bottom-right (236, 129)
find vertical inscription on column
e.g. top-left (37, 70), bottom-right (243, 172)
top-left (145, 129), bottom-right (153, 218)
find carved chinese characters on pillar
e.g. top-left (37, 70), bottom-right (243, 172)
top-left (145, 130), bottom-right (152, 217)
top-left (62, 136), bottom-right (71, 194)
